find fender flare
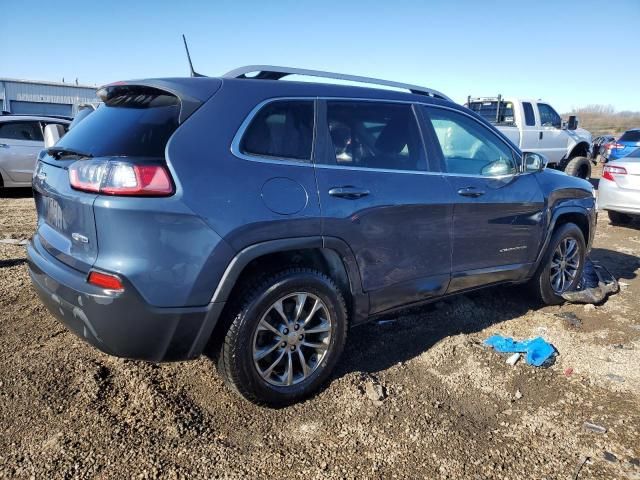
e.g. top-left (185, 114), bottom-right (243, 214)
top-left (530, 205), bottom-right (592, 274)
top-left (209, 236), bottom-right (368, 322)
top-left (564, 141), bottom-right (591, 162)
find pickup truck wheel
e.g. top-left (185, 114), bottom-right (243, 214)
top-left (217, 268), bottom-right (348, 407)
top-left (607, 210), bottom-right (632, 225)
top-left (529, 223), bottom-right (586, 305)
top-left (564, 156), bottom-right (592, 179)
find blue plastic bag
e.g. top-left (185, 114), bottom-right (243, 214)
top-left (484, 335), bottom-right (556, 367)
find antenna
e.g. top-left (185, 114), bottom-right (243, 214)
top-left (182, 34), bottom-right (205, 77)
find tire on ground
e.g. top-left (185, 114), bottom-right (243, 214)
top-left (216, 268), bottom-right (348, 407)
top-left (529, 222), bottom-right (586, 305)
top-left (564, 156), bottom-right (592, 179)
top-left (607, 210), bottom-right (632, 225)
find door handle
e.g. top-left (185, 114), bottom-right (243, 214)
top-left (539, 131), bottom-right (543, 140)
top-left (328, 186), bottom-right (370, 199)
top-left (457, 187), bottom-right (485, 198)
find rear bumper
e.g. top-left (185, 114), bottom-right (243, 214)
top-left (598, 182), bottom-right (640, 215)
top-left (27, 237), bottom-right (224, 362)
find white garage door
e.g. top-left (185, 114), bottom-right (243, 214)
top-left (10, 101), bottom-right (72, 116)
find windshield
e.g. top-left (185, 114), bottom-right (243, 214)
top-left (619, 130), bottom-right (640, 143)
top-left (55, 90), bottom-right (180, 158)
top-left (468, 101), bottom-right (515, 125)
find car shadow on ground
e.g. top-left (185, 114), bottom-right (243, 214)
top-left (0, 188), bottom-right (33, 199)
top-left (336, 247), bottom-right (639, 377)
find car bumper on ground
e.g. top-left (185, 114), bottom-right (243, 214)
top-left (27, 237), bottom-right (224, 362)
top-left (598, 182), bottom-right (640, 215)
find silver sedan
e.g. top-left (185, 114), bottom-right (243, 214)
top-left (598, 147), bottom-right (640, 224)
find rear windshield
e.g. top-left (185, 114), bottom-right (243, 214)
top-left (55, 88), bottom-right (180, 158)
top-left (468, 101), bottom-right (515, 125)
top-left (619, 130), bottom-right (640, 143)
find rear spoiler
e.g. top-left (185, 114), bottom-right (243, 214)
top-left (97, 78), bottom-right (222, 123)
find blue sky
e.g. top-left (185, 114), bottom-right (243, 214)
top-left (2, 0), bottom-right (639, 112)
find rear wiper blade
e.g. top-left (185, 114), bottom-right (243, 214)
top-left (46, 146), bottom-right (93, 159)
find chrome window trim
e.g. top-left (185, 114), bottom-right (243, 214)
top-left (230, 96), bottom-right (526, 179)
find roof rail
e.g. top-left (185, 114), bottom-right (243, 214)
top-left (223, 65), bottom-right (451, 101)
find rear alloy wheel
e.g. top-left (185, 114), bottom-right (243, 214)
top-left (529, 223), bottom-right (586, 305)
top-left (607, 210), bottom-right (632, 225)
top-left (217, 269), bottom-right (347, 407)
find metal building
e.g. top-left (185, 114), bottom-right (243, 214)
top-left (0, 78), bottom-right (98, 117)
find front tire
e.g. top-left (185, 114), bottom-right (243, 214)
top-left (529, 223), bottom-right (586, 305)
top-left (564, 156), bottom-right (592, 179)
top-left (608, 210), bottom-right (632, 225)
top-left (217, 269), bottom-right (348, 407)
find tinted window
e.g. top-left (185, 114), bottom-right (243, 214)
top-left (620, 130), bottom-right (640, 143)
top-left (55, 89), bottom-right (179, 158)
top-left (537, 103), bottom-right (561, 128)
top-left (325, 101), bottom-right (425, 171)
top-left (425, 107), bottom-right (517, 176)
top-left (240, 101), bottom-right (314, 161)
top-left (0, 121), bottom-right (43, 141)
top-left (522, 102), bottom-right (536, 126)
top-left (468, 101), bottom-right (515, 125)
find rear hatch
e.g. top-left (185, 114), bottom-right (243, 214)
top-left (32, 80), bottom-right (220, 273)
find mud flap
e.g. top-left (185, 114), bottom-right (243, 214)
top-left (561, 258), bottom-right (619, 304)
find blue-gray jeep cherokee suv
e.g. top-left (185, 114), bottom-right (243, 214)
top-left (27, 66), bottom-right (596, 406)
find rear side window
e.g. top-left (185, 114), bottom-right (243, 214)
top-left (537, 103), bottom-right (561, 128)
top-left (467, 101), bottom-right (514, 125)
top-left (522, 102), bottom-right (536, 126)
top-left (425, 106), bottom-right (516, 177)
top-left (240, 101), bottom-right (314, 161)
top-left (325, 101), bottom-right (426, 171)
top-left (0, 121), bottom-right (43, 141)
top-left (620, 130), bottom-right (640, 142)
top-left (55, 87), bottom-right (180, 158)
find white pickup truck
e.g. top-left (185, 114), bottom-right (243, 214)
top-left (466, 96), bottom-right (593, 178)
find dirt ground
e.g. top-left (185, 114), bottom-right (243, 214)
top-left (1, 177), bottom-right (639, 480)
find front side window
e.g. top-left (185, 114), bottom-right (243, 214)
top-left (325, 101), bottom-right (425, 171)
top-left (522, 102), bottom-right (536, 126)
top-left (537, 103), bottom-right (561, 128)
top-left (0, 121), bottom-right (43, 141)
top-left (240, 100), bottom-right (314, 161)
top-left (425, 107), bottom-right (517, 177)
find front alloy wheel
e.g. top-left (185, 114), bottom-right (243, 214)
top-left (549, 237), bottom-right (580, 293)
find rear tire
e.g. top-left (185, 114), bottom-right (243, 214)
top-left (217, 268), bottom-right (348, 407)
top-left (529, 223), bottom-right (586, 305)
top-left (564, 156), bottom-right (592, 179)
top-left (608, 210), bottom-right (632, 225)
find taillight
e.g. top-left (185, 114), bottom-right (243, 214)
top-left (608, 143), bottom-right (625, 152)
top-left (69, 159), bottom-right (173, 196)
top-left (602, 165), bottom-right (627, 181)
top-left (87, 270), bottom-right (124, 291)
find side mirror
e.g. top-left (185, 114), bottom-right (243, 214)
top-left (564, 115), bottom-right (578, 131)
top-left (523, 152), bottom-right (548, 173)
top-left (43, 123), bottom-right (65, 148)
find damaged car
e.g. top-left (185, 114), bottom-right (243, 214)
top-left (27, 66), bottom-right (597, 406)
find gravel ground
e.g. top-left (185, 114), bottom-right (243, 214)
top-left (0, 180), bottom-right (639, 480)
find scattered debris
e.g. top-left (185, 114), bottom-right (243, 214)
top-left (514, 389), bottom-right (523, 400)
top-left (555, 312), bottom-right (582, 329)
top-left (583, 422), bottom-right (607, 434)
top-left (484, 335), bottom-right (556, 367)
top-left (0, 238), bottom-right (28, 246)
top-left (603, 451), bottom-right (617, 463)
top-left (505, 353), bottom-right (520, 366)
top-left (364, 377), bottom-right (386, 404)
top-left (561, 259), bottom-right (618, 304)
top-left (564, 368), bottom-right (574, 377)
top-left (572, 456), bottom-right (590, 480)
top-left (605, 374), bottom-right (625, 383)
